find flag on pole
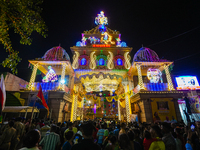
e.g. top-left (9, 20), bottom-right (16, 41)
top-left (0, 74), bottom-right (6, 113)
top-left (37, 85), bottom-right (49, 117)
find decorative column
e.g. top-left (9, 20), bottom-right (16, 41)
top-left (123, 80), bottom-right (131, 122)
top-left (28, 63), bottom-right (39, 90)
top-left (136, 63), bottom-right (145, 90)
top-left (81, 97), bottom-right (84, 121)
top-left (60, 63), bottom-right (67, 91)
top-left (164, 64), bottom-right (175, 91)
top-left (71, 85), bottom-right (78, 122)
top-left (72, 51), bottom-right (80, 69)
top-left (118, 98), bottom-right (121, 121)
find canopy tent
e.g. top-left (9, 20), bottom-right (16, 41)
top-left (3, 106), bottom-right (39, 113)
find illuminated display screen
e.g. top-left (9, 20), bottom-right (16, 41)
top-left (175, 76), bottom-right (200, 90)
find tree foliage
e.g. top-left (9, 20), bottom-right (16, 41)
top-left (0, 0), bottom-right (47, 74)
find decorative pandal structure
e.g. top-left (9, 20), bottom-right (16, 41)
top-left (25, 12), bottom-right (183, 123)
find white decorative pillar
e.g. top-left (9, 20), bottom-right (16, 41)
top-left (28, 63), bottom-right (39, 90)
top-left (164, 64), bottom-right (175, 91)
top-left (60, 63), bottom-right (67, 91)
top-left (136, 63), bottom-right (145, 90)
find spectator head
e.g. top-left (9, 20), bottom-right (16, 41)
top-left (68, 122), bottom-right (73, 130)
top-left (196, 121), bottom-right (200, 129)
top-left (65, 130), bottom-right (74, 141)
top-left (166, 116), bottom-right (169, 121)
top-left (144, 130), bottom-right (152, 139)
top-left (171, 122), bottom-right (176, 129)
top-left (44, 121), bottom-right (49, 126)
top-left (118, 133), bottom-right (131, 150)
top-left (127, 130), bottom-right (135, 141)
top-left (150, 125), bottom-right (162, 138)
top-left (8, 120), bottom-right (14, 127)
top-left (50, 124), bottom-right (57, 132)
top-left (121, 123), bottom-right (126, 129)
top-left (23, 129), bottom-right (41, 148)
top-left (162, 122), bottom-right (171, 133)
top-left (108, 135), bottom-right (117, 145)
top-left (117, 124), bottom-right (120, 129)
top-left (81, 122), bottom-right (95, 139)
top-left (133, 129), bottom-right (140, 138)
top-left (16, 117), bottom-right (22, 122)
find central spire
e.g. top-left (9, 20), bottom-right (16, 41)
top-left (95, 11), bottom-right (108, 26)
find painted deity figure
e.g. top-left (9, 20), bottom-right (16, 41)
top-left (147, 68), bottom-right (162, 83)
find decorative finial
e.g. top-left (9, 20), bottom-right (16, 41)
top-left (95, 11), bottom-right (108, 26)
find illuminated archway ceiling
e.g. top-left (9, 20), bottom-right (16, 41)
top-left (80, 74), bottom-right (121, 92)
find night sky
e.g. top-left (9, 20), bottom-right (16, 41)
top-left (1, 0), bottom-right (200, 82)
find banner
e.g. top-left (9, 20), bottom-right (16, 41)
top-left (151, 98), bottom-right (177, 122)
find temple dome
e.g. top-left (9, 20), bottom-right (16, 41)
top-left (43, 46), bottom-right (70, 61)
top-left (133, 47), bottom-right (159, 62)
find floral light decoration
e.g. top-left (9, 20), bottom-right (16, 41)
top-left (147, 68), bottom-right (162, 83)
top-left (42, 66), bottom-right (58, 82)
top-left (101, 32), bottom-right (115, 44)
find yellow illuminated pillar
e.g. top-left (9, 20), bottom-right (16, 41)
top-left (136, 63), bottom-right (145, 90)
top-left (60, 63), bottom-right (67, 91)
top-left (71, 85), bottom-right (78, 122)
top-left (81, 97), bottom-right (84, 121)
top-left (28, 63), bottom-right (39, 90)
top-left (164, 64), bottom-right (175, 91)
top-left (124, 81), bottom-right (131, 122)
top-left (118, 99), bottom-right (121, 121)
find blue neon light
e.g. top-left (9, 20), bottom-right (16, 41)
top-left (99, 58), bottom-right (105, 65)
top-left (81, 58), bottom-right (87, 65)
top-left (117, 58), bottom-right (123, 65)
top-left (145, 83), bottom-right (168, 91)
top-left (121, 42), bottom-right (127, 47)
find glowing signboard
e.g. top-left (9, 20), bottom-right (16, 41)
top-left (147, 68), bottom-right (162, 83)
top-left (175, 76), bottom-right (200, 90)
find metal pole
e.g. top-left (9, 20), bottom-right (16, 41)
top-left (25, 109), bottom-right (28, 119)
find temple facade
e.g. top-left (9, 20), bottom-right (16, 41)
top-left (21, 11), bottom-right (183, 123)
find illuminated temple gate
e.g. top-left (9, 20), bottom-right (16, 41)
top-left (70, 11), bottom-right (132, 122)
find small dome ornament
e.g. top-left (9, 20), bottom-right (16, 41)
top-left (133, 47), bottom-right (159, 62)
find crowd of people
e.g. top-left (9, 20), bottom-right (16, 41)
top-left (0, 117), bottom-right (200, 150)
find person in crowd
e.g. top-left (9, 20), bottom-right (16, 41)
top-left (71, 122), bottom-right (101, 150)
top-left (171, 116), bottom-right (177, 123)
top-left (185, 129), bottom-right (199, 150)
top-left (175, 127), bottom-right (186, 150)
top-left (119, 123), bottom-right (126, 136)
top-left (162, 122), bottom-right (176, 150)
top-left (143, 130), bottom-right (156, 150)
top-left (0, 121), bottom-right (16, 150)
top-left (127, 130), bottom-right (141, 150)
top-left (105, 135), bottom-right (119, 150)
top-left (171, 131), bottom-right (182, 150)
top-left (64, 122), bottom-right (77, 135)
top-left (133, 129), bottom-right (143, 149)
top-left (39, 124), bottom-right (60, 150)
top-left (93, 122), bottom-right (99, 142)
top-left (118, 133), bottom-right (133, 150)
top-left (149, 125), bottom-right (165, 150)
top-left (164, 116), bottom-right (171, 123)
top-left (13, 117), bottom-right (25, 149)
top-left (113, 124), bottom-right (120, 138)
top-left (62, 130), bottom-right (74, 150)
top-left (40, 121), bottom-right (50, 139)
top-left (19, 129), bottom-right (41, 150)
top-left (97, 123), bottom-right (106, 146)
top-left (60, 122), bottom-right (67, 145)
top-left (153, 112), bottom-right (161, 123)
